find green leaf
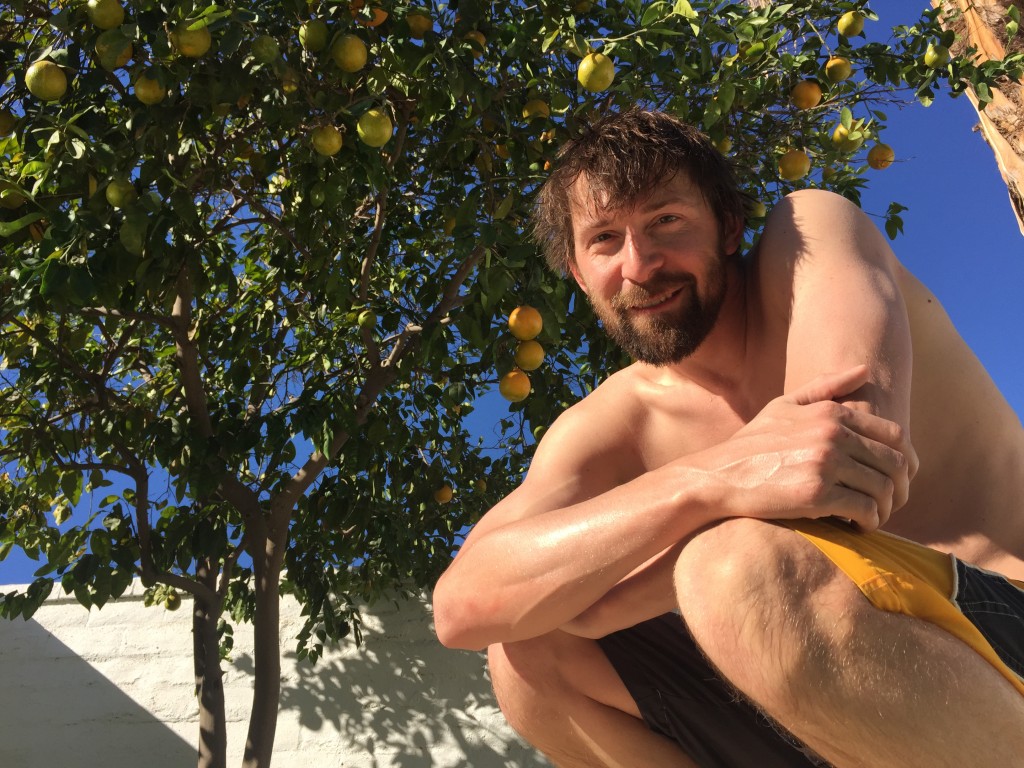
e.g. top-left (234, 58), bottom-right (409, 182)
top-left (673, 0), bottom-right (697, 19)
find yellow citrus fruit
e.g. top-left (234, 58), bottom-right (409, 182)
top-left (831, 124), bottom-right (863, 153)
top-left (778, 149), bottom-right (811, 181)
top-left (26, 60), bottom-right (68, 101)
top-left (0, 108), bottom-right (17, 135)
top-left (577, 51), bottom-right (615, 92)
top-left (714, 136), bottom-right (732, 154)
top-left (311, 124), bottom-right (343, 156)
top-left (522, 99), bottom-right (550, 121)
top-left (171, 23), bottom-right (212, 58)
top-left (134, 72), bottom-right (166, 104)
top-left (514, 340), bottom-right (545, 371)
top-left (357, 108), bottom-right (392, 147)
top-left (105, 177), bottom-right (137, 208)
top-left (299, 19), bottom-right (328, 52)
top-left (924, 43), bottom-right (951, 69)
top-left (790, 79), bottom-right (822, 109)
top-left (867, 143), bottom-right (895, 170)
top-left (508, 305), bottom-right (543, 340)
top-left (825, 56), bottom-right (852, 83)
top-left (252, 34), bottom-right (280, 64)
top-left (464, 30), bottom-right (486, 57)
top-left (95, 29), bottom-right (132, 69)
top-left (433, 484), bottom-right (454, 504)
top-left (837, 11), bottom-right (864, 37)
top-left (331, 34), bottom-right (367, 72)
top-left (748, 200), bottom-right (767, 218)
top-left (499, 369), bottom-right (531, 402)
top-left (164, 591), bottom-right (182, 611)
top-left (357, 309), bottom-right (376, 329)
top-left (407, 10), bottom-right (431, 38)
top-left (87, 0), bottom-right (124, 28)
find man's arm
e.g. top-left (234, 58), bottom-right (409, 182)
top-left (757, 189), bottom-right (918, 521)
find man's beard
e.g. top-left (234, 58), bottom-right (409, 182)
top-left (590, 252), bottom-right (729, 366)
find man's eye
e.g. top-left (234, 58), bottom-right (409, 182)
top-left (592, 233), bottom-right (612, 244)
top-left (657, 215), bottom-right (679, 224)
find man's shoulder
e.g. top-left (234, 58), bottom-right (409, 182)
top-left (537, 364), bottom-right (647, 455)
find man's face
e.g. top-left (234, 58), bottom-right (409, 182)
top-left (568, 173), bottom-right (740, 366)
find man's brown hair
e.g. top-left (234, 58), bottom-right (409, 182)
top-left (532, 109), bottom-right (748, 275)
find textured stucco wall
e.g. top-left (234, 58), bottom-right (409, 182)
top-left (0, 582), bottom-right (547, 767)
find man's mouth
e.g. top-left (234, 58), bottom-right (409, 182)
top-left (629, 286), bottom-right (683, 312)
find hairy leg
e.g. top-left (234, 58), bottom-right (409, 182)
top-left (674, 518), bottom-right (1024, 768)
top-left (488, 630), bottom-right (697, 768)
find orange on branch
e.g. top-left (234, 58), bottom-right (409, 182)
top-left (514, 340), bottom-right (545, 371)
top-left (867, 143), bottom-right (895, 170)
top-left (790, 80), bottom-right (822, 110)
top-left (25, 60), bottom-right (68, 101)
top-left (171, 23), bottom-right (212, 58)
top-left (508, 305), bottom-right (543, 340)
top-left (577, 52), bottom-right (615, 92)
top-left (778, 149), bottom-right (810, 181)
top-left (825, 56), bottom-right (852, 83)
top-left (499, 370), bottom-right (531, 403)
top-left (331, 34), bottom-right (367, 72)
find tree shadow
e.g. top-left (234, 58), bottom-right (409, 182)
top-left (271, 594), bottom-right (548, 767)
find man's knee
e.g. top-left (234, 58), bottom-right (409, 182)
top-left (673, 519), bottom-right (860, 699)
top-left (489, 629), bottom-right (639, 740)
top-left (488, 632), bottom-right (579, 736)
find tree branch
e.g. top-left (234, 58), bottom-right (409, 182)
top-left (270, 243), bottom-right (486, 515)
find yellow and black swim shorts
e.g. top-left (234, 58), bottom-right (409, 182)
top-left (781, 517), bottom-right (1024, 696)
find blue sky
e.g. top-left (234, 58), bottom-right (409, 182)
top-left (858, 0), bottom-right (1024, 418)
top-left (2, 2), bottom-right (1021, 588)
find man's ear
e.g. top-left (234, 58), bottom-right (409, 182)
top-left (568, 259), bottom-right (588, 294)
top-left (724, 214), bottom-right (744, 255)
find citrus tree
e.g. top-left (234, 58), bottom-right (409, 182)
top-left (1, 1), bottom-right (1019, 766)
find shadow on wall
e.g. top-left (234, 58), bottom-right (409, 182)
top-left (0, 616), bottom-right (195, 768)
top-left (265, 596), bottom-right (549, 768)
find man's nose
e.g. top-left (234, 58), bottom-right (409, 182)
top-left (620, 229), bottom-right (663, 284)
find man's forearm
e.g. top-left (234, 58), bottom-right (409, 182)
top-left (559, 543), bottom-right (684, 639)
top-left (433, 465), bottom-right (720, 651)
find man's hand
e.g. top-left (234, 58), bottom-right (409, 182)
top-left (696, 365), bottom-right (916, 531)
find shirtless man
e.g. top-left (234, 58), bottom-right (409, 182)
top-left (432, 109), bottom-right (1024, 767)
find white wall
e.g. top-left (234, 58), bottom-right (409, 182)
top-left (0, 581), bottom-right (547, 767)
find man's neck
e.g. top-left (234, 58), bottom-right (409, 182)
top-left (641, 260), bottom-right (753, 398)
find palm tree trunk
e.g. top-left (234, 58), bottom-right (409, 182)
top-left (934, 0), bottom-right (1024, 234)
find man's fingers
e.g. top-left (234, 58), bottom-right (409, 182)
top-left (787, 365), bottom-right (871, 406)
top-left (838, 407), bottom-right (910, 453)
top-left (833, 459), bottom-right (896, 527)
top-left (820, 486), bottom-right (882, 532)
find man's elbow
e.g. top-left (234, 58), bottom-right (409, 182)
top-left (432, 581), bottom-right (489, 651)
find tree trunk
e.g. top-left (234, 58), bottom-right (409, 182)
top-left (194, 593), bottom-right (228, 768)
top-left (935, 0), bottom-right (1024, 234)
top-left (242, 534), bottom-right (285, 768)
